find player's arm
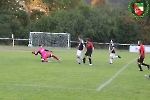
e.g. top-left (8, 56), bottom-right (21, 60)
top-left (91, 43), bottom-right (94, 53)
top-left (33, 48), bottom-right (41, 55)
top-left (110, 46), bottom-right (115, 53)
top-left (32, 51), bottom-right (39, 55)
top-left (34, 49), bottom-right (40, 55)
top-left (34, 51), bottom-right (40, 55)
top-left (92, 47), bottom-right (94, 53)
top-left (81, 40), bottom-right (86, 52)
top-left (45, 49), bottom-right (52, 52)
top-left (77, 45), bottom-right (79, 49)
top-left (109, 48), bottom-right (113, 53)
top-left (82, 44), bottom-right (86, 52)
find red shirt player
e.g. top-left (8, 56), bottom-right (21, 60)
top-left (137, 40), bottom-right (149, 71)
top-left (83, 38), bottom-right (94, 65)
top-left (32, 45), bottom-right (60, 62)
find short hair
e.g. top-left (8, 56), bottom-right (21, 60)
top-left (138, 40), bottom-right (142, 44)
top-left (39, 44), bottom-right (42, 47)
top-left (111, 39), bottom-right (114, 42)
top-left (78, 35), bottom-right (82, 39)
top-left (86, 38), bottom-right (90, 41)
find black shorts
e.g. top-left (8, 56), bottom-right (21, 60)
top-left (137, 57), bottom-right (144, 63)
top-left (85, 51), bottom-right (92, 57)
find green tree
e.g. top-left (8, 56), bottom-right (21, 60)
top-left (14, 10), bottom-right (29, 26)
top-left (27, 1), bottom-right (150, 44)
top-left (0, 13), bottom-right (12, 37)
top-left (29, 10), bottom-right (45, 20)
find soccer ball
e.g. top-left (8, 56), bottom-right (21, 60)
top-left (28, 44), bottom-right (32, 47)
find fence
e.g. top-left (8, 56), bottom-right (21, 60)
top-left (70, 41), bottom-right (131, 50)
top-left (0, 34), bottom-right (29, 46)
top-left (0, 34), bottom-right (135, 50)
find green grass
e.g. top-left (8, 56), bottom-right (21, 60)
top-left (0, 46), bottom-right (150, 100)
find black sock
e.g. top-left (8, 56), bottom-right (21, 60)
top-left (83, 58), bottom-right (86, 63)
top-left (142, 63), bottom-right (149, 67)
top-left (89, 58), bottom-right (92, 64)
top-left (138, 64), bottom-right (142, 70)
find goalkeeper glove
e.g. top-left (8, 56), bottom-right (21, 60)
top-left (32, 51), bottom-right (35, 54)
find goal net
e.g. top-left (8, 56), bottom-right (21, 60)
top-left (29, 32), bottom-right (70, 49)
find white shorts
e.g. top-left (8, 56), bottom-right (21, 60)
top-left (110, 53), bottom-right (115, 59)
top-left (77, 50), bottom-right (82, 57)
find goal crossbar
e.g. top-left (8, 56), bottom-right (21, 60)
top-left (29, 32), bottom-right (70, 49)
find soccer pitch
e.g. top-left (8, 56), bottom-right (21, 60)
top-left (0, 46), bottom-right (150, 100)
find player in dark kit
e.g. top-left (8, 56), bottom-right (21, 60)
top-left (83, 38), bottom-right (94, 65)
top-left (76, 35), bottom-right (85, 64)
top-left (109, 39), bottom-right (121, 64)
top-left (137, 40), bottom-right (149, 71)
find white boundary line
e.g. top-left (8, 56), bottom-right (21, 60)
top-left (0, 83), bottom-right (96, 91)
top-left (97, 58), bottom-right (136, 91)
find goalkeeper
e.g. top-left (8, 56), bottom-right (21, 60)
top-left (32, 45), bottom-right (60, 62)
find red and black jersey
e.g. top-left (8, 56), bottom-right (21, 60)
top-left (139, 44), bottom-right (145, 58)
top-left (86, 42), bottom-right (93, 52)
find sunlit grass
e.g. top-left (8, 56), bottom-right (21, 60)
top-left (0, 46), bottom-right (150, 100)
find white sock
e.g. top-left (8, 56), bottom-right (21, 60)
top-left (110, 58), bottom-right (113, 63)
top-left (115, 56), bottom-right (118, 58)
top-left (77, 58), bottom-right (80, 63)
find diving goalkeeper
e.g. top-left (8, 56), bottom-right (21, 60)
top-left (32, 45), bottom-right (60, 62)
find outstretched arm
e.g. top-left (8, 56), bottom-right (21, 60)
top-left (35, 51), bottom-right (40, 55)
top-left (32, 51), bottom-right (40, 55)
top-left (45, 49), bottom-right (52, 52)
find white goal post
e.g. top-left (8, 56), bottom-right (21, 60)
top-left (29, 32), bottom-right (70, 49)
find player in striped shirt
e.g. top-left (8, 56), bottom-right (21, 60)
top-left (109, 39), bottom-right (121, 64)
top-left (76, 35), bottom-right (85, 64)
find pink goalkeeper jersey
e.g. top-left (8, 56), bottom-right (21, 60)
top-left (35, 47), bottom-right (50, 58)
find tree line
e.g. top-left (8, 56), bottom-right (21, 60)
top-left (0, 0), bottom-right (150, 45)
